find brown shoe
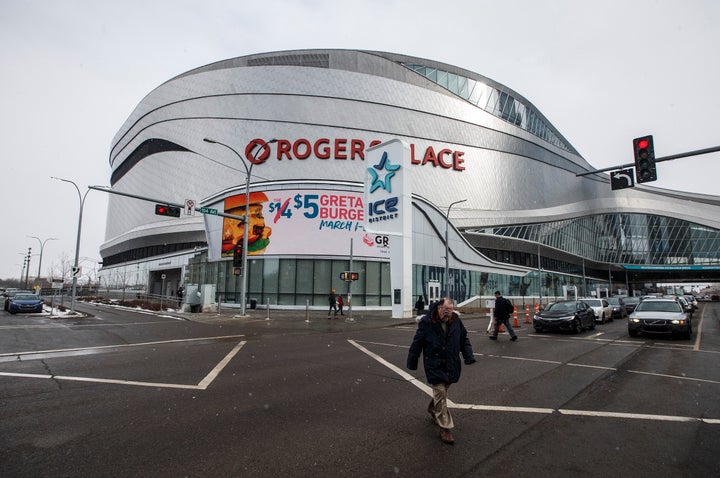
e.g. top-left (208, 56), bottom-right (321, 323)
top-left (439, 428), bottom-right (454, 444)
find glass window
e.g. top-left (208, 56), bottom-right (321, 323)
top-left (437, 70), bottom-right (448, 89)
top-left (279, 258), bottom-right (297, 295)
top-left (248, 258), bottom-right (263, 294)
top-left (314, 259), bottom-right (339, 297)
top-left (447, 73), bottom-right (458, 94)
top-left (263, 257), bottom-right (279, 294)
top-left (297, 261), bottom-right (314, 294)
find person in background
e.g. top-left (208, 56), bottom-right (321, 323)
top-left (490, 290), bottom-right (517, 341)
top-left (328, 290), bottom-right (339, 319)
top-left (414, 295), bottom-right (425, 315)
top-left (176, 285), bottom-right (185, 308)
top-left (337, 295), bottom-right (345, 316)
top-left (407, 297), bottom-right (476, 445)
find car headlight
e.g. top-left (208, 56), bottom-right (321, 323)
top-left (630, 318), bottom-right (640, 323)
top-left (671, 319), bottom-right (685, 325)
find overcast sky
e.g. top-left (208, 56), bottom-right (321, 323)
top-left (1, 0), bottom-right (718, 282)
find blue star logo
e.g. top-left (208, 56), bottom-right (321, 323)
top-left (367, 152), bottom-right (401, 193)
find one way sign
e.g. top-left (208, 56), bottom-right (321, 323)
top-left (611, 169), bottom-right (635, 190)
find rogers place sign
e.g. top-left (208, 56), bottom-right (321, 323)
top-left (245, 137), bottom-right (465, 171)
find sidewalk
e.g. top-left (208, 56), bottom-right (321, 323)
top-left (167, 306), bottom-right (491, 332)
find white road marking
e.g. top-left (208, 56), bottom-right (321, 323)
top-left (0, 337), bottom-right (246, 390)
top-left (0, 320), bottom-right (176, 330)
top-left (350, 339), bottom-right (720, 425)
top-left (347, 340), bottom-right (432, 396)
top-left (197, 340), bottom-right (245, 389)
top-left (0, 334), bottom-right (245, 359)
top-left (627, 369), bottom-right (720, 385)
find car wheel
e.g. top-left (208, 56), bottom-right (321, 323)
top-left (628, 329), bottom-right (638, 337)
top-left (573, 319), bottom-right (582, 334)
top-left (588, 319), bottom-right (596, 331)
top-left (9, 310), bottom-right (16, 315)
top-left (534, 327), bottom-right (543, 333)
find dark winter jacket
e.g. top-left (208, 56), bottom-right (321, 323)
top-left (406, 305), bottom-right (476, 385)
top-left (493, 296), bottom-right (513, 320)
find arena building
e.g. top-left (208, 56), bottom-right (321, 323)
top-left (99, 49), bottom-right (720, 309)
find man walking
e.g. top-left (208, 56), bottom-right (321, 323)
top-left (407, 297), bottom-right (476, 444)
top-left (327, 290), bottom-right (339, 319)
top-left (490, 290), bottom-right (517, 341)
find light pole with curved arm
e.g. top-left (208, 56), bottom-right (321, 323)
top-left (28, 236), bottom-right (58, 281)
top-left (203, 138), bottom-right (277, 316)
top-left (52, 177), bottom-right (90, 313)
top-left (444, 199), bottom-right (467, 298)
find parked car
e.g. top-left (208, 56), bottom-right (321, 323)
top-left (606, 297), bottom-right (628, 320)
top-left (621, 296), bottom-right (640, 314)
top-left (682, 295), bottom-right (698, 310)
top-left (533, 300), bottom-right (596, 334)
top-left (628, 298), bottom-right (691, 339)
top-left (675, 296), bottom-right (694, 315)
top-left (582, 298), bottom-right (614, 323)
top-left (3, 289), bottom-right (32, 311)
top-left (8, 293), bottom-right (44, 314)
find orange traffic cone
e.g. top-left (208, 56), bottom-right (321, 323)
top-left (525, 304), bottom-right (531, 324)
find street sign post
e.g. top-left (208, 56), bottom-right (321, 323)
top-left (184, 199), bottom-right (196, 216)
top-left (611, 169), bottom-right (635, 190)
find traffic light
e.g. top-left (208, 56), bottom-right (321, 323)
top-left (232, 245), bottom-right (243, 267)
top-left (154, 204), bottom-right (181, 217)
top-left (340, 271), bottom-right (359, 281)
top-left (633, 135), bottom-right (656, 183)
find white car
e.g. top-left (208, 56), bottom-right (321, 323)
top-left (582, 298), bottom-right (614, 323)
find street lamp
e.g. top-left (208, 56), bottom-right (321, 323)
top-left (444, 199), bottom-right (467, 298)
top-left (28, 236), bottom-right (58, 280)
top-left (51, 177), bottom-right (91, 313)
top-left (537, 242), bottom-right (543, 306)
top-left (203, 138), bottom-right (277, 316)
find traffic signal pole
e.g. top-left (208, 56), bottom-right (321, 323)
top-left (576, 145), bottom-right (720, 178)
top-left (87, 186), bottom-right (246, 222)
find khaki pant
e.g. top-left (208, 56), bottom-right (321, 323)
top-left (428, 383), bottom-right (454, 429)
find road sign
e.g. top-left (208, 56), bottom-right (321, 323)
top-left (611, 169), bottom-right (635, 190)
top-left (71, 266), bottom-right (80, 278)
top-left (185, 199), bottom-right (196, 216)
top-left (199, 207), bottom-right (218, 215)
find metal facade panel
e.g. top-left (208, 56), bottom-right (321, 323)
top-left (103, 49), bottom-right (720, 268)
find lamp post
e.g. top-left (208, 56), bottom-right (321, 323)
top-left (24, 247), bottom-right (32, 288)
top-left (444, 199), bottom-right (467, 298)
top-left (52, 177), bottom-right (90, 313)
top-left (203, 138), bottom-right (277, 316)
top-left (29, 236), bottom-right (58, 281)
top-left (537, 242), bottom-right (542, 306)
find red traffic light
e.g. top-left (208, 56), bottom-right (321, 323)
top-left (633, 135), bottom-right (656, 183)
top-left (154, 204), bottom-right (181, 217)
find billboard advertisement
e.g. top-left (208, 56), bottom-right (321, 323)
top-left (204, 188), bottom-right (391, 261)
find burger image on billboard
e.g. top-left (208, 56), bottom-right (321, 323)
top-left (222, 192), bottom-right (272, 257)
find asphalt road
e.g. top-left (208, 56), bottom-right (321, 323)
top-left (1, 301), bottom-right (719, 477)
